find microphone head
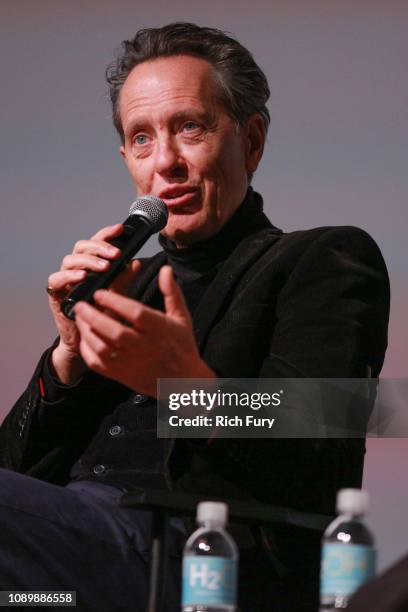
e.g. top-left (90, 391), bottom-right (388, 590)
top-left (129, 195), bottom-right (168, 232)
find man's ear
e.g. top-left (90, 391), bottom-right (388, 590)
top-left (119, 144), bottom-right (133, 173)
top-left (244, 113), bottom-right (266, 175)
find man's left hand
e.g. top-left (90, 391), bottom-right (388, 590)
top-left (74, 265), bottom-right (215, 397)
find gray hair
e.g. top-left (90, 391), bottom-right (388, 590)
top-left (106, 22), bottom-right (270, 144)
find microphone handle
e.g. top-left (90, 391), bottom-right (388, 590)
top-left (61, 216), bottom-right (152, 320)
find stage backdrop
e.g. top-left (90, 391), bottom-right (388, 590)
top-left (1, 0), bottom-right (407, 573)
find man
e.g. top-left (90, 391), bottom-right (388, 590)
top-left (0, 23), bottom-right (389, 611)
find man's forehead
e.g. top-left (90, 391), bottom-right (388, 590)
top-left (119, 55), bottom-right (222, 117)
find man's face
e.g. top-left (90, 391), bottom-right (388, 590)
top-left (119, 55), bottom-right (263, 246)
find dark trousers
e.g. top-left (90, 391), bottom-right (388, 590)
top-left (0, 468), bottom-right (322, 612)
top-left (0, 469), bottom-right (186, 611)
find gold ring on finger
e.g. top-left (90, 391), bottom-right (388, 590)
top-left (46, 285), bottom-right (62, 297)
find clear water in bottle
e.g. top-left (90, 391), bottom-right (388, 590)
top-left (182, 501), bottom-right (238, 612)
top-left (319, 488), bottom-right (376, 610)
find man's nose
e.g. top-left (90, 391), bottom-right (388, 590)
top-left (154, 136), bottom-right (186, 177)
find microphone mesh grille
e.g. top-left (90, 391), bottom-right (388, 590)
top-left (129, 196), bottom-right (168, 231)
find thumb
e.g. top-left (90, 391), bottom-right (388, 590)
top-left (159, 265), bottom-right (191, 324)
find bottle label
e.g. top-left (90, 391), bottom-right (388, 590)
top-left (182, 556), bottom-right (237, 606)
top-left (320, 543), bottom-right (376, 596)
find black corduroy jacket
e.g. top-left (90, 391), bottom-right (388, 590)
top-left (0, 210), bottom-right (389, 518)
top-left (0, 204), bottom-right (390, 610)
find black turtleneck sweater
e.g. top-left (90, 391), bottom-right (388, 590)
top-left (38, 188), bottom-right (275, 490)
top-left (150, 186), bottom-right (270, 315)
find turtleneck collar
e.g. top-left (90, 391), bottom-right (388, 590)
top-left (158, 187), bottom-right (276, 284)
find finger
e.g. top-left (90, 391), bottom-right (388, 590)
top-left (61, 253), bottom-right (111, 272)
top-left (75, 300), bottom-right (139, 345)
top-left (158, 265), bottom-right (191, 324)
top-left (76, 314), bottom-right (111, 357)
top-left (90, 223), bottom-right (124, 242)
top-left (110, 259), bottom-right (142, 295)
top-left (73, 239), bottom-right (121, 259)
top-left (47, 269), bottom-right (87, 293)
top-left (78, 336), bottom-right (104, 374)
top-left (92, 289), bottom-right (161, 331)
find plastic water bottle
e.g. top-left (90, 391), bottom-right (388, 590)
top-left (182, 501), bottom-right (238, 612)
top-left (319, 488), bottom-right (376, 610)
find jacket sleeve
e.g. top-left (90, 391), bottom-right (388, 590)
top-left (0, 343), bottom-right (129, 484)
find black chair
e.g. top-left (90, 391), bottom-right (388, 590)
top-left (121, 487), bottom-right (333, 612)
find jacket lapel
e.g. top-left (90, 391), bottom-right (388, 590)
top-left (192, 228), bottom-right (282, 351)
top-left (127, 251), bottom-right (167, 303)
top-left (126, 209), bottom-right (282, 352)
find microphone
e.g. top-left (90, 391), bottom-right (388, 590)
top-left (61, 195), bottom-right (168, 320)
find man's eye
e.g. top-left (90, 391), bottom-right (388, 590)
top-left (134, 134), bottom-right (149, 145)
top-left (183, 122), bottom-right (200, 132)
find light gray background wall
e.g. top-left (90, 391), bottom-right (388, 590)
top-left (1, 0), bottom-right (407, 573)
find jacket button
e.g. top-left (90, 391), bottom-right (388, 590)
top-left (109, 425), bottom-right (122, 437)
top-left (92, 464), bottom-right (106, 475)
top-left (133, 394), bottom-right (148, 405)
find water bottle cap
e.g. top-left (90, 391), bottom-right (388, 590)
top-left (336, 488), bottom-right (370, 515)
top-left (196, 502), bottom-right (228, 526)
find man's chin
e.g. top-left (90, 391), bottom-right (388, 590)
top-left (161, 221), bottom-right (211, 248)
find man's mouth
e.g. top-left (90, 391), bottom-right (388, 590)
top-left (159, 188), bottom-right (200, 208)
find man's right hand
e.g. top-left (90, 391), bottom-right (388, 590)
top-left (46, 223), bottom-right (141, 384)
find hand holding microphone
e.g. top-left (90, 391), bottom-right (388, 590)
top-left (46, 196), bottom-right (167, 384)
top-left (61, 196), bottom-right (168, 319)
